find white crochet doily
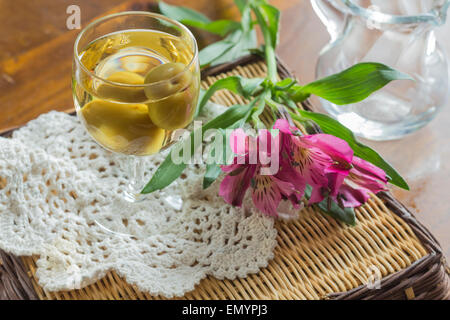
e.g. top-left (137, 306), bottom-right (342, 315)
top-left (0, 109), bottom-right (277, 297)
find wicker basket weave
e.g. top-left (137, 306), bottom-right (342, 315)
top-left (0, 55), bottom-right (448, 300)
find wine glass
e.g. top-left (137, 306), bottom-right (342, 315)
top-left (72, 11), bottom-right (200, 208)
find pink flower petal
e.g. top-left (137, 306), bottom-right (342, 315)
top-left (309, 185), bottom-right (325, 204)
top-left (349, 172), bottom-right (386, 194)
top-left (276, 159), bottom-right (306, 198)
top-left (273, 119), bottom-right (293, 134)
top-left (352, 156), bottom-right (388, 183)
top-left (291, 145), bottom-right (331, 187)
top-left (300, 134), bottom-right (353, 164)
top-left (345, 158), bottom-right (387, 196)
top-left (219, 165), bottom-right (256, 207)
top-left (251, 175), bottom-right (283, 217)
top-left (229, 128), bottom-right (248, 155)
top-left (327, 172), bottom-right (347, 197)
top-left (272, 175), bottom-right (298, 198)
top-left (257, 129), bottom-right (281, 156)
top-left (336, 184), bottom-right (369, 208)
top-left (220, 162), bottom-right (242, 173)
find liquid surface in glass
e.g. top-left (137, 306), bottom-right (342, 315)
top-left (74, 29), bottom-right (199, 155)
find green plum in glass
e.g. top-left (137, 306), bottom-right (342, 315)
top-left (72, 12), bottom-right (200, 208)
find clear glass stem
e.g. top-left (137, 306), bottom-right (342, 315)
top-left (120, 155), bottom-right (183, 210)
top-left (121, 155), bottom-right (147, 202)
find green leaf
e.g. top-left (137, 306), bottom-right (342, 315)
top-left (159, 1), bottom-right (211, 24)
top-left (250, 2), bottom-right (278, 82)
top-left (203, 163), bottom-right (223, 189)
top-left (193, 0), bottom-right (258, 67)
top-left (142, 103), bottom-right (254, 193)
top-left (290, 111), bottom-right (409, 190)
top-left (218, 30), bottom-right (257, 64)
top-left (202, 104), bottom-right (256, 189)
top-left (198, 76), bottom-right (264, 113)
top-left (159, 1), bottom-right (240, 36)
top-left (194, 88), bottom-right (207, 118)
top-left (185, 19), bottom-right (241, 36)
top-left (240, 0), bottom-right (253, 32)
top-left (234, 0), bottom-right (248, 12)
top-left (199, 39), bottom-right (236, 67)
top-left (204, 103), bottom-right (254, 131)
top-left (289, 62), bottom-right (413, 105)
top-left (204, 29), bottom-right (257, 67)
top-left (252, 2), bottom-right (280, 47)
top-left (305, 185), bottom-right (356, 226)
top-left (275, 78), bottom-right (297, 90)
top-left (141, 152), bottom-right (187, 194)
top-left (317, 199), bottom-right (356, 226)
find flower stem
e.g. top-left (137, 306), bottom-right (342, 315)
top-left (265, 44), bottom-right (277, 84)
top-left (251, 5), bottom-right (278, 83)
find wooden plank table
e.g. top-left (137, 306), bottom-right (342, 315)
top-left (0, 0), bottom-right (448, 262)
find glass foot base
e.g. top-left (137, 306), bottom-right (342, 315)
top-left (93, 188), bottom-right (184, 238)
top-left (92, 154), bottom-right (184, 238)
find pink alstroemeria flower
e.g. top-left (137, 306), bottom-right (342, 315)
top-left (274, 119), bottom-right (353, 199)
top-left (309, 155), bottom-right (388, 207)
top-left (219, 120), bottom-right (388, 216)
top-left (219, 128), bottom-right (305, 217)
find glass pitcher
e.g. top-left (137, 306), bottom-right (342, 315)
top-left (312, 0), bottom-right (450, 140)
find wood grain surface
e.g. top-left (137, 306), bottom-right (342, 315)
top-left (0, 0), bottom-right (448, 260)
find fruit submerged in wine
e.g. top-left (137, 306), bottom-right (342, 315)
top-left (73, 29), bottom-right (200, 155)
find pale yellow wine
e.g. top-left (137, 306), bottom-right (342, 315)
top-left (73, 29), bottom-right (199, 156)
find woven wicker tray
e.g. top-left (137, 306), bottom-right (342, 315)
top-left (0, 55), bottom-right (449, 300)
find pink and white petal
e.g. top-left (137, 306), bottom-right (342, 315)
top-left (326, 171), bottom-right (347, 197)
top-left (220, 161), bottom-right (242, 173)
top-left (350, 171), bottom-right (387, 194)
top-left (273, 119), bottom-right (293, 134)
top-left (325, 165), bottom-right (351, 176)
top-left (352, 156), bottom-right (388, 183)
top-left (292, 146), bottom-right (331, 187)
top-left (271, 176), bottom-right (297, 197)
top-left (219, 165), bottom-right (256, 207)
top-left (251, 175), bottom-right (283, 217)
top-left (257, 129), bottom-right (281, 156)
top-left (300, 134), bottom-right (354, 164)
top-left (309, 185), bottom-right (325, 204)
top-left (338, 184), bottom-right (369, 208)
top-left (276, 160), bottom-right (306, 196)
top-left (229, 128), bottom-right (248, 155)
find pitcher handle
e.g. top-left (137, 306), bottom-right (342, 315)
top-left (311, 0), bottom-right (347, 41)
